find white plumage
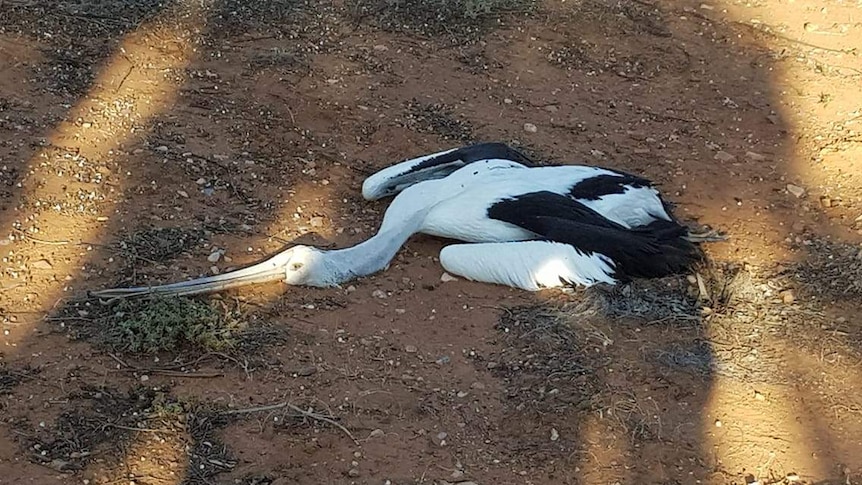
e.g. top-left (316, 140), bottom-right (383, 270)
top-left (92, 142), bottom-right (713, 299)
top-left (440, 241), bottom-right (617, 291)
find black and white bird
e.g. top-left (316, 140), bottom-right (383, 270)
top-left (93, 142), bottom-right (715, 298)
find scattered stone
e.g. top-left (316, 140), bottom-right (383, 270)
top-left (754, 390), bottom-right (765, 401)
top-left (155, 145), bottom-right (169, 152)
top-left (714, 151), bottom-right (736, 163)
top-left (30, 259), bottom-right (53, 270)
top-left (347, 468), bottom-right (360, 478)
top-left (440, 272), bottom-right (458, 282)
top-left (744, 151), bottom-right (766, 162)
top-left (470, 381), bottom-right (486, 390)
top-left (714, 419), bottom-right (722, 428)
top-left (207, 251), bottom-right (222, 263)
top-left (196, 177), bottom-right (207, 185)
top-left (432, 431), bottom-right (448, 446)
top-left (140, 375), bottom-right (150, 383)
top-left (372, 289), bottom-right (388, 299)
top-left (450, 470), bottom-right (465, 480)
top-left (210, 266), bottom-right (220, 275)
top-left (550, 428), bottom-right (559, 441)
top-left (820, 197), bottom-right (832, 208)
top-left (373, 44), bottom-right (388, 51)
top-left (369, 429), bottom-right (385, 439)
top-left (457, 390), bottom-right (469, 398)
top-left (780, 289), bottom-right (795, 304)
top-left (523, 122), bottom-right (538, 133)
top-left (405, 345), bottom-right (418, 353)
top-left (435, 355), bottom-right (451, 365)
top-left (177, 190), bottom-right (189, 198)
top-left (791, 222), bottom-right (805, 233)
top-left (767, 114), bottom-right (781, 125)
top-left (296, 365), bottom-right (317, 377)
top-left (310, 216), bottom-right (325, 228)
top-left (786, 184), bottom-right (805, 198)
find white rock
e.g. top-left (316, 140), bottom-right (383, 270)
top-left (786, 184), bottom-right (805, 198)
top-left (207, 251), bottom-right (222, 263)
top-left (745, 151), bottom-right (766, 162)
top-left (550, 428), bottom-right (559, 441)
top-left (523, 123), bottom-right (538, 133)
top-left (30, 259), bottom-right (53, 270)
top-left (440, 272), bottom-right (458, 282)
top-left (714, 151), bottom-right (736, 162)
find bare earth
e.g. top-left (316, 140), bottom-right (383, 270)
top-left (1, 0), bottom-right (862, 484)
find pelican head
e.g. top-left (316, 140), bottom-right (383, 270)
top-left (280, 245), bottom-right (332, 286)
top-left (91, 244), bottom-right (334, 300)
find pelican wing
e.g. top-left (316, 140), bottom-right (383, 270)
top-left (439, 241), bottom-right (617, 291)
top-left (362, 142), bottom-right (534, 200)
top-left (487, 191), bottom-right (703, 279)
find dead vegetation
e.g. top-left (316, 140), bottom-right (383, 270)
top-left (346, 0), bottom-right (534, 40)
top-left (14, 385), bottom-right (234, 483)
top-left (401, 99), bottom-right (475, 142)
top-left (57, 296), bottom-right (286, 358)
top-left (792, 238), bottom-right (862, 301)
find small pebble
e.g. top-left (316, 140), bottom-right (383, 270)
top-left (368, 429), bottom-right (385, 438)
top-left (30, 259), bottom-right (53, 270)
top-left (714, 151), bottom-right (736, 163)
top-left (550, 428), bottom-right (559, 441)
top-left (440, 272), bottom-right (458, 282)
top-left (745, 151), bottom-right (766, 162)
top-left (140, 375), bottom-right (149, 383)
top-left (296, 365), bottom-right (317, 377)
top-left (372, 289), bottom-right (388, 299)
top-left (405, 345), bottom-right (417, 353)
top-left (207, 251), bottom-right (222, 263)
top-left (347, 468), bottom-right (360, 478)
top-left (714, 419), bottom-right (722, 427)
top-left (523, 122), bottom-right (538, 133)
top-left (786, 184), bottom-right (805, 198)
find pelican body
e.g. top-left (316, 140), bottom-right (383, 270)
top-left (92, 143), bottom-right (708, 298)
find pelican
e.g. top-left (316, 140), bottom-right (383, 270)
top-left (92, 143), bottom-right (715, 298)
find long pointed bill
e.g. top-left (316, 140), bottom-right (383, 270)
top-left (91, 250), bottom-right (293, 300)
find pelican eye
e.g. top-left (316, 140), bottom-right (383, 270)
top-left (291, 262), bottom-right (304, 271)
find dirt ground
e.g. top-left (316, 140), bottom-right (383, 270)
top-left (1, 0), bottom-right (861, 483)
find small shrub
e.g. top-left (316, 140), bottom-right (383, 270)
top-left (100, 297), bottom-right (242, 354)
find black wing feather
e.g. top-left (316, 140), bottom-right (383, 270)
top-left (487, 191), bottom-right (702, 280)
top-left (403, 142), bottom-right (534, 176)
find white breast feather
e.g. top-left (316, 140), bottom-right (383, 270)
top-left (439, 241), bottom-right (617, 291)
